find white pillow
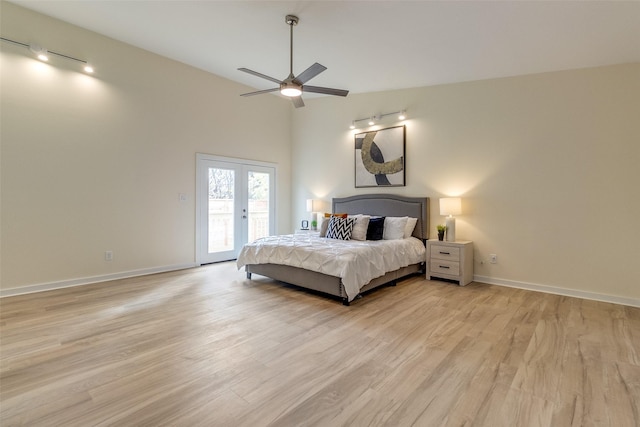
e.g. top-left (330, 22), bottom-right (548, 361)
top-left (348, 214), bottom-right (370, 241)
top-left (319, 217), bottom-right (330, 237)
top-left (383, 216), bottom-right (408, 240)
top-left (404, 217), bottom-right (418, 238)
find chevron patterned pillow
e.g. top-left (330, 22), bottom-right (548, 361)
top-left (325, 216), bottom-right (356, 240)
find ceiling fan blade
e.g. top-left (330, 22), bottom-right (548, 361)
top-left (303, 85), bottom-right (349, 97)
top-left (294, 62), bottom-right (327, 84)
top-left (240, 88), bottom-right (280, 97)
top-left (238, 68), bottom-right (283, 85)
top-left (291, 96), bottom-right (305, 108)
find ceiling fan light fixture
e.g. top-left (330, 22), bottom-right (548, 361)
top-left (280, 83), bottom-right (302, 97)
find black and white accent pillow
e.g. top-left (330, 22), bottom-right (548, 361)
top-left (325, 216), bottom-right (356, 240)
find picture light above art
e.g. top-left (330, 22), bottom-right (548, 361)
top-left (350, 110), bottom-right (406, 129)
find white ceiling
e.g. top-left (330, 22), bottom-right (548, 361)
top-left (10, 1), bottom-right (640, 97)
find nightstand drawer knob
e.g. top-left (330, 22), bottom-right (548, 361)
top-left (439, 265), bottom-right (450, 269)
top-left (439, 251), bottom-right (450, 255)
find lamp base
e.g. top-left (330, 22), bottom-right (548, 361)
top-left (445, 216), bottom-right (456, 242)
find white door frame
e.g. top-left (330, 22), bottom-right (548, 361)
top-left (195, 154), bottom-right (277, 265)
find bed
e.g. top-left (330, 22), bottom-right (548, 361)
top-left (237, 194), bottom-right (429, 305)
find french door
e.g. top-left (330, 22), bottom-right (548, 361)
top-left (196, 154), bottom-right (275, 264)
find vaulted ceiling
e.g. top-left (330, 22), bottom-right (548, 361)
top-left (11, 1), bottom-right (640, 97)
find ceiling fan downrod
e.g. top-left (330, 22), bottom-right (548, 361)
top-left (286, 15), bottom-right (298, 77)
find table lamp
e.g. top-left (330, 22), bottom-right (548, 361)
top-left (439, 198), bottom-right (462, 242)
top-left (306, 199), bottom-right (318, 230)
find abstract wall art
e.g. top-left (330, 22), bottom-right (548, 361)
top-left (354, 125), bottom-right (406, 187)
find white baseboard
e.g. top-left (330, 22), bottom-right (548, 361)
top-left (0, 263), bottom-right (198, 298)
top-left (4, 267), bottom-right (638, 308)
top-left (473, 274), bottom-right (640, 308)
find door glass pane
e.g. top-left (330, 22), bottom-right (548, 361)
top-left (208, 167), bottom-right (235, 253)
top-left (247, 171), bottom-right (269, 242)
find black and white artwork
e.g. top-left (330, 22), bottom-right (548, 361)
top-left (354, 125), bottom-right (405, 187)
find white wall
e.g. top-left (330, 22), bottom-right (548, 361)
top-left (3, 2), bottom-right (639, 306)
top-left (1, 2), bottom-right (293, 292)
top-left (292, 64), bottom-right (640, 304)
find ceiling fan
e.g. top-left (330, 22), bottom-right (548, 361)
top-left (239, 14), bottom-right (349, 108)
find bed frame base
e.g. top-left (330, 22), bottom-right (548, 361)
top-left (245, 263), bottom-right (423, 305)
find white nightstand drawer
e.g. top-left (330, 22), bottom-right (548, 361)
top-left (430, 260), bottom-right (460, 276)
top-left (430, 244), bottom-right (460, 261)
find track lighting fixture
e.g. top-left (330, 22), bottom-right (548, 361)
top-left (350, 109), bottom-right (407, 129)
top-left (1, 37), bottom-right (94, 74)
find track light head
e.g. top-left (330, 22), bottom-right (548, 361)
top-left (29, 43), bottom-right (48, 61)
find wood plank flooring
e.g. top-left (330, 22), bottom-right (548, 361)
top-left (1, 262), bottom-right (639, 426)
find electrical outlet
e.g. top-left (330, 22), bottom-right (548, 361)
top-left (105, 250), bottom-right (113, 261)
top-left (489, 254), bottom-right (497, 264)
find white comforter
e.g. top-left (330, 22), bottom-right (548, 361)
top-left (237, 234), bottom-right (426, 301)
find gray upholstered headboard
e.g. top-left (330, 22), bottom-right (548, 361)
top-left (332, 194), bottom-right (430, 240)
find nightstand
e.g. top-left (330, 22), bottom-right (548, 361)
top-left (294, 229), bottom-right (320, 237)
top-left (426, 240), bottom-right (474, 286)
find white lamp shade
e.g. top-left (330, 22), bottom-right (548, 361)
top-left (439, 198), bottom-right (462, 216)
top-left (306, 199), bottom-right (315, 212)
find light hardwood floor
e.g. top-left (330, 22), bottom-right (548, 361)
top-left (1, 262), bottom-right (639, 426)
